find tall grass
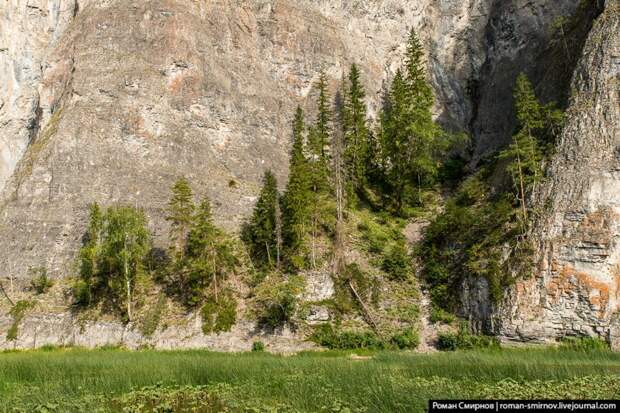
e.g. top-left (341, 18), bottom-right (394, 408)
top-left (0, 347), bottom-right (619, 412)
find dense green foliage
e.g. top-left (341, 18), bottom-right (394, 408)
top-left (420, 73), bottom-right (563, 313)
top-left (375, 31), bottom-right (444, 214)
top-left (74, 181), bottom-right (239, 332)
top-left (165, 177), bottom-right (195, 258)
top-left (342, 63), bottom-right (370, 201)
top-left (242, 170), bottom-right (282, 270)
top-left (180, 199), bottom-right (237, 307)
top-left (75, 204), bottom-right (151, 320)
top-left (310, 324), bottom-right (420, 350)
top-left (437, 328), bottom-right (500, 351)
top-left (29, 267), bottom-right (53, 295)
top-left (200, 291), bottom-right (237, 334)
top-left (253, 274), bottom-right (305, 328)
top-left (281, 107), bottom-right (312, 265)
top-left (1, 348), bottom-right (619, 412)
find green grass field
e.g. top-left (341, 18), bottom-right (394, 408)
top-left (1, 347), bottom-right (619, 412)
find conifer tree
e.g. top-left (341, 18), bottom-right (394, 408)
top-left (282, 107), bottom-right (312, 262)
top-left (166, 177), bottom-right (195, 256)
top-left (76, 202), bottom-right (104, 305)
top-left (380, 69), bottom-right (411, 212)
top-left (343, 63), bottom-right (370, 199)
top-left (185, 198), bottom-right (236, 306)
top-left (379, 30), bottom-right (440, 214)
top-left (404, 29), bottom-right (433, 108)
top-left (243, 170), bottom-right (280, 269)
top-left (311, 70), bottom-right (332, 163)
top-left (499, 74), bottom-right (545, 225)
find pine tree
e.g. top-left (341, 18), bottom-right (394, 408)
top-left (185, 198), bottom-right (236, 306)
top-left (343, 63), bottom-right (369, 199)
top-left (282, 107), bottom-right (312, 263)
top-left (166, 177), bottom-right (195, 256)
top-left (499, 74), bottom-right (545, 226)
top-left (243, 170), bottom-right (280, 269)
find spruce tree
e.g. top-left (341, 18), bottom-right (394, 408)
top-left (343, 63), bottom-right (370, 199)
top-left (380, 69), bottom-right (410, 212)
top-left (166, 177), bottom-right (195, 256)
top-left (185, 198), bottom-right (236, 306)
top-left (404, 29), bottom-right (433, 108)
top-left (243, 170), bottom-right (280, 269)
top-left (312, 70), bottom-right (332, 162)
top-left (379, 30), bottom-right (440, 214)
top-left (499, 74), bottom-right (545, 225)
top-left (282, 107), bottom-right (312, 263)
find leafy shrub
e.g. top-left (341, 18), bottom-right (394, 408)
top-left (429, 307), bottom-right (455, 324)
top-left (381, 241), bottom-right (411, 280)
top-left (251, 341), bottom-right (265, 352)
top-left (390, 329), bottom-right (420, 349)
top-left (437, 330), bottom-right (500, 351)
top-left (7, 300), bottom-right (35, 341)
top-left (436, 332), bottom-right (460, 351)
top-left (310, 324), bottom-right (384, 350)
top-left (201, 292), bottom-right (237, 334)
top-left (72, 279), bottom-right (91, 306)
top-left (559, 336), bottom-right (609, 352)
top-left (29, 267), bottom-right (53, 295)
top-left (140, 295), bottom-right (167, 337)
top-left (254, 275), bottom-right (305, 328)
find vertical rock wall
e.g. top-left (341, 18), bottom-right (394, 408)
top-left (494, 0), bottom-right (620, 348)
top-left (0, 0), bottom-right (78, 190)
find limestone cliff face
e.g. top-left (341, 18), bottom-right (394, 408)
top-left (0, 0), bottom-right (580, 281)
top-left (0, 0), bottom-right (491, 280)
top-left (1, 0), bottom-right (612, 349)
top-left (482, 1), bottom-right (620, 348)
top-left (0, 0), bottom-right (78, 192)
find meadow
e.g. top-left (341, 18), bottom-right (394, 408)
top-left (0, 346), bottom-right (619, 412)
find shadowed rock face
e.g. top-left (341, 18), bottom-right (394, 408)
top-left (468, 1), bottom-right (620, 348)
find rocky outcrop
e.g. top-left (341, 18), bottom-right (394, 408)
top-left (491, 1), bottom-right (620, 347)
top-left (0, 0), bottom-right (79, 192)
top-left (0, 0), bottom-right (497, 280)
top-left (0, 311), bottom-right (316, 352)
top-left (0, 0), bottom-right (585, 281)
top-left (0, 0), bottom-right (612, 350)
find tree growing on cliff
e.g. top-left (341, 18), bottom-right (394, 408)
top-left (342, 63), bottom-right (370, 201)
top-left (75, 202), bottom-right (104, 305)
top-left (282, 107), bottom-right (312, 267)
top-left (499, 74), bottom-right (547, 226)
top-left (183, 198), bottom-right (237, 306)
top-left (100, 207), bottom-right (151, 321)
top-left (378, 29), bottom-right (441, 214)
top-left (166, 177), bottom-right (195, 257)
top-left (242, 170), bottom-right (282, 270)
